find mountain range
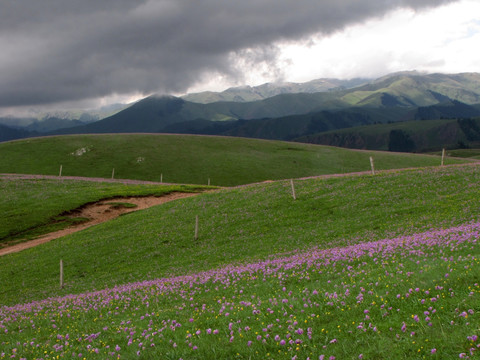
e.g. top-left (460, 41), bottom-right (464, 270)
top-left (2, 71), bottom-right (480, 151)
top-left (181, 77), bottom-right (369, 103)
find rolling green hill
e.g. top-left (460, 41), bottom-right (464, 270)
top-left (439, 148), bottom-right (480, 159)
top-left (0, 134), bottom-right (470, 186)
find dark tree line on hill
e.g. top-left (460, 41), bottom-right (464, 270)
top-left (388, 130), bottom-right (415, 152)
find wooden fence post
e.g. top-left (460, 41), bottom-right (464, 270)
top-left (60, 259), bottom-right (64, 289)
top-left (441, 148), bottom-right (446, 166)
top-left (370, 157), bottom-right (375, 175)
top-left (290, 179), bottom-right (296, 200)
top-left (59, 165), bottom-right (63, 177)
top-left (111, 168), bottom-right (115, 179)
top-left (194, 215), bottom-right (199, 240)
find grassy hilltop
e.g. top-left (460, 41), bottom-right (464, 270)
top-left (0, 134), bottom-right (471, 186)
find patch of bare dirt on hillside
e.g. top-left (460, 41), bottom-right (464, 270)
top-left (0, 192), bottom-right (198, 257)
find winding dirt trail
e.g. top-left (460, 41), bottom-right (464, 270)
top-left (0, 192), bottom-right (198, 257)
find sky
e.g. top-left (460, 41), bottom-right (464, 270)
top-left (1, 0), bottom-right (479, 116)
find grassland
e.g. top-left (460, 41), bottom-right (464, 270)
top-left (2, 224), bottom-right (478, 359)
top-left (2, 164), bottom-right (480, 305)
top-left (0, 177), bottom-right (208, 246)
top-left (0, 134), bottom-right (471, 186)
top-left (0, 164), bottom-right (479, 359)
top-left (440, 148), bottom-right (480, 159)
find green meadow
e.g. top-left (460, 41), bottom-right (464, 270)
top-left (1, 164), bottom-right (480, 306)
top-left (0, 134), bottom-right (471, 186)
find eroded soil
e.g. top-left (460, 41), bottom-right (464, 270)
top-left (0, 192), bottom-right (197, 256)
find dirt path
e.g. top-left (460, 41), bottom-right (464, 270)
top-left (0, 192), bottom-right (198, 257)
top-left (0, 173), bottom-right (175, 185)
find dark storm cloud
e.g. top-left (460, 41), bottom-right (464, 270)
top-left (0, 0), bottom-right (458, 108)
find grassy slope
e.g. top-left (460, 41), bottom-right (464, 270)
top-left (441, 148), bottom-right (480, 159)
top-left (2, 225), bottom-right (477, 359)
top-left (0, 134), bottom-right (471, 186)
top-left (0, 177), bottom-right (208, 244)
top-left (1, 164), bottom-right (480, 305)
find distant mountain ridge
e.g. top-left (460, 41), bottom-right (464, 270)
top-left (2, 72), bottom-right (480, 152)
top-left (181, 77), bottom-right (369, 103)
top-left (50, 72), bottom-right (480, 135)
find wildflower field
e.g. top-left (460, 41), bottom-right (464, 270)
top-left (1, 164), bottom-right (480, 359)
top-left (1, 222), bottom-right (479, 359)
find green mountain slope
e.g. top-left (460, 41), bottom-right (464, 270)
top-left (54, 72), bottom-right (480, 137)
top-left (296, 118), bottom-right (480, 152)
top-left (344, 72), bottom-right (480, 106)
top-left (0, 124), bottom-right (33, 142)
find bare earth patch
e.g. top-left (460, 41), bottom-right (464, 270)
top-left (0, 192), bottom-right (197, 256)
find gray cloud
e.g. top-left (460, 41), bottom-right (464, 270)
top-left (0, 0), bottom-right (458, 109)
